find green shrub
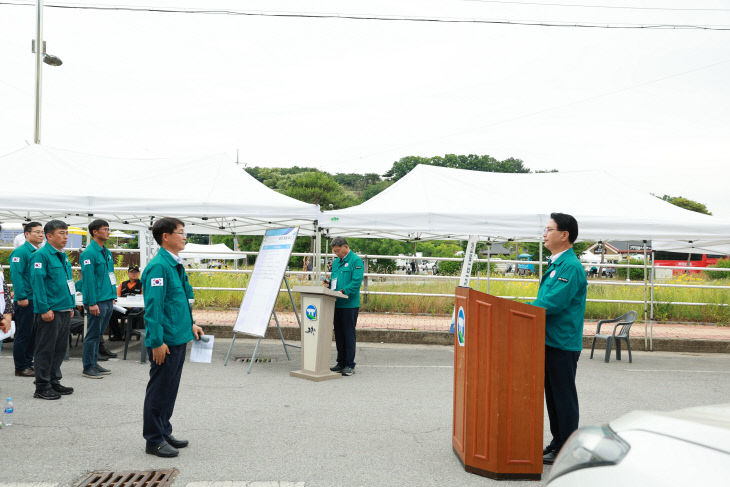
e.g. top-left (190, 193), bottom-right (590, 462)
top-left (437, 260), bottom-right (461, 275)
top-left (706, 258), bottom-right (730, 280)
top-left (371, 258), bottom-right (396, 274)
top-left (616, 259), bottom-right (648, 280)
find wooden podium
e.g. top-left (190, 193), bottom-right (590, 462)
top-left (452, 286), bottom-right (546, 480)
top-left (290, 286), bottom-right (345, 381)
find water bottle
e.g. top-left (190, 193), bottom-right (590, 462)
top-left (3, 397), bottom-right (13, 426)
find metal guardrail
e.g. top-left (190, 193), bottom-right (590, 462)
top-left (2, 250), bottom-right (728, 320)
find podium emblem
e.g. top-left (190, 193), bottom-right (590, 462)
top-left (305, 304), bottom-right (318, 321)
top-left (457, 306), bottom-right (466, 346)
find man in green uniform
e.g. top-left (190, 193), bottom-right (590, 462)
top-left (9, 221), bottom-right (44, 377)
top-left (324, 236), bottom-right (364, 377)
top-left (142, 217), bottom-right (204, 458)
top-left (29, 220), bottom-right (76, 400)
top-left (80, 219), bottom-right (118, 378)
top-left (531, 212), bottom-right (587, 465)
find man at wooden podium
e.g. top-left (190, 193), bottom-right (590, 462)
top-left (323, 236), bottom-right (364, 377)
top-left (531, 213), bottom-right (587, 465)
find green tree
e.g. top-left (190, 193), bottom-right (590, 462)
top-left (383, 154), bottom-right (532, 181)
top-left (660, 195), bottom-right (712, 215)
top-left (282, 171), bottom-right (359, 209)
top-left (362, 180), bottom-right (393, 201)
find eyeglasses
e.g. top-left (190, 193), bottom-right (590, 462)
top-left (28, 230), bottom-right (44, 235)
top-left (171, 231), bottom-right (187, 237)
top-left (543, 227), bottom-right (561, 234)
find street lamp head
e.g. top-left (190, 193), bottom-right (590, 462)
top-left (43, 53), bottom-right (62, 66)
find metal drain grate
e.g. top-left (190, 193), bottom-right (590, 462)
top-left (76, 469), bottom-right (178, 487)
top-left (234, 356), bottom-right (273, 363)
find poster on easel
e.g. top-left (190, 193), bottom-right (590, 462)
top-left (233, 227), bottom-right (298, 337)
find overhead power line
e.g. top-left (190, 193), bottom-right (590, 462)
top-left (1, 1), bottom-right (729, 31)
top-left (462, 0), bottom-right (730, 13)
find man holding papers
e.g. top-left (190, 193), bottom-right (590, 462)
top-left (141, 217), bottom-right (204, 458)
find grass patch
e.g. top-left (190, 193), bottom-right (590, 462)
top-left (150, 268), bottom-right (729, 324)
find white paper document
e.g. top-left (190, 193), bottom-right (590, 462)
top-left (0, 321), bottom-right (16, 341)
top-left (190, 335), bottom-right (214, 363)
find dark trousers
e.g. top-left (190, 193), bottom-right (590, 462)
top-left (13, 300), bottom-right (36, 371)
top-left (544, 345), bottom-right (581, 451)
top-left (33, 310), bottom-right (71, 390)
top-left (333, 307), bottom-right (358, 368)
top-left (83, 300), bottom-right (114, 369)
top-left (143, 343), bottom-right (187, 445)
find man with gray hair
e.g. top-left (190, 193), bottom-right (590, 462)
top-left (323, 236), bottom-right (364, 376)
top-left (30, 220), bottom-right (76, 400)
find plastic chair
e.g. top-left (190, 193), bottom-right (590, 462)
top-left (122, 308), bottom-right (146, 363)
top-left (590, 311), bottom-right (638, 363)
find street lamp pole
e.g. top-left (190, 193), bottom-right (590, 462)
top-left (34, 0), bottom-right (44, 144)
top-left (33, 0), bottom-right (62, 144)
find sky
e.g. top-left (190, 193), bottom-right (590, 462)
top-left (1, 0), bottom-right (729, 216)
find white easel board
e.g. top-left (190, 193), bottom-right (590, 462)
top-left (233, 227), bottom-right (298, 337)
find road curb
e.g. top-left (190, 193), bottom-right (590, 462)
top-left (201, 324), bottom-right (730, 353)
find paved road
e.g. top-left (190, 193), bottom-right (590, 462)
top-left (1, 340), bottom-right (729, 487)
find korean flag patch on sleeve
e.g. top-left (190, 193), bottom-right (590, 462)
top-left (11, 257), bottom-right (20, 263)
top-left (34, 262), bottom-right (42, 269)
top-left (83, 259), bottom-right (91, 266)
top-left (151, 278), bottom-right (164, 287)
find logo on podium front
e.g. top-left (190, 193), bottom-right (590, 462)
top-left (457, 306), bottom-right (465, 347)
top-left (305, 304), bottom-right (318, 321)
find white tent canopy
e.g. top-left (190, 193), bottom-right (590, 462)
top-left (652, 240), bottom-right (730, 256)
top-left (0, 145), bottom-right (320, 235)
top-left (180, 243), bottom-right (242, 261)
top-left (322, 165), bottom-right (730, 242)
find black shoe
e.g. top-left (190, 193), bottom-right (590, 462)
top-left (330, 364), bottom-right (344, 373)
top-left (145, 441), bottom-right (179, 458)
top-left (83, 368), bottom-right (105, 379)
top-left (97, 354), bottom-right (109, 362)
top-left (34, 388), bottom-right (61, 400)
top-left (94, 364), bottom-right (112, 375)
top-left (341, 367), bottom-right (355, 376)
top-left (99, 345), bottom-right (118, 358)
top-left (51, 383), bottom-right (74, 395)
top-left (164, 434), bottom-right (189, 449)
top-left (543, 445), bottom-right (556, 455)
top-left (543, 450), bottom-right (558, 465)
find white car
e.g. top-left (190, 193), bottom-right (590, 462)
top-left (547, 403), bottom-right (730, 486)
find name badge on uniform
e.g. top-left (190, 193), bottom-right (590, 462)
top-left (558, 277), bottom-right (569, 283)
top-left (109, 272), bottom-right (117, 285)
top-left (67, 280), bottom-right (76, 295)
top-left (550, 270), bottom-right (556, 278)
top-left (331, 278), bottom-right (338, 290)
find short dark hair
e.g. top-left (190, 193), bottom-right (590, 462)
top-left (152, 217), bottom-right (185, 245)
top-left (331, 236), bottom-right (348, 247)
top-left (44, 219), bottom-right (68, 237)
top-left (88, 219), bottom-right (109, 238)
top-left (551, 212), bottom-right (578, 244)
top-left (24, 221), bottom-right (42, 234)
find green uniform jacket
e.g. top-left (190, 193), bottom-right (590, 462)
top-left (532, 248), bottom-right (587, 351)
top-left (80, 240), bottom-right (117, 306)
top-left (9, 241), bottom-right (38, 302)
top-left (330, 251), bottom-right (364, 308)
top-left (141, 248), bottom-right (195, 349)
top-left (30, 244), bottom-right (75, 314)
